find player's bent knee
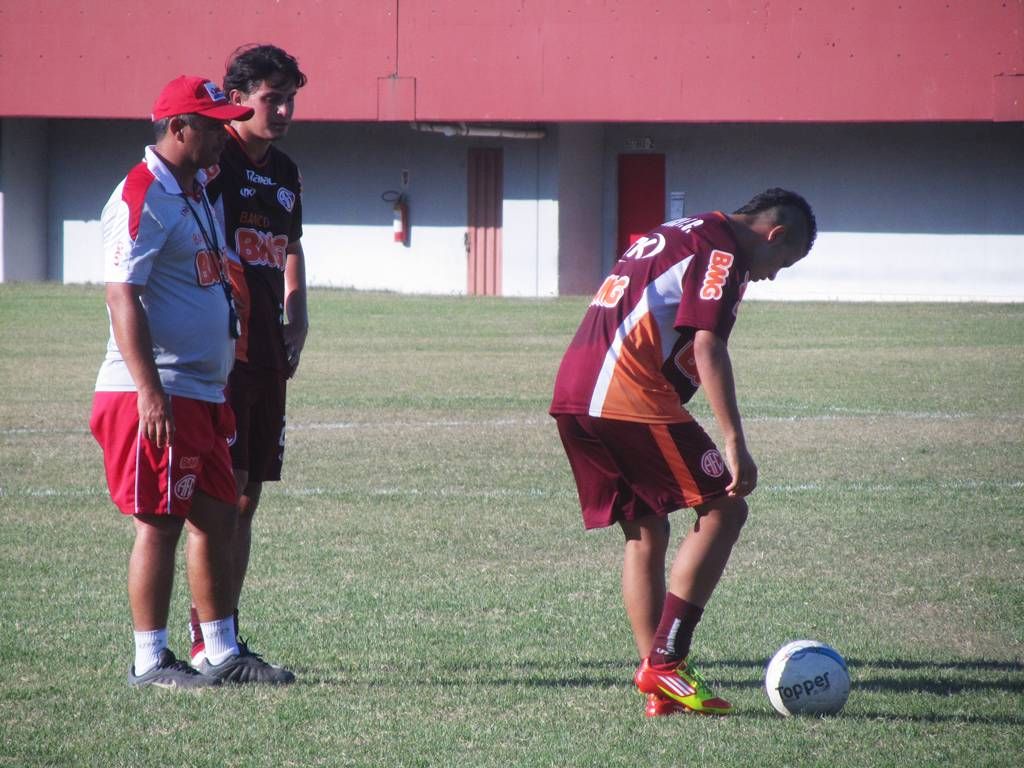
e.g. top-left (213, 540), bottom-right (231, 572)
top-left (620, 515), bottom-right (670, 545)
top-left (698, 496), bottom-right (749, 537)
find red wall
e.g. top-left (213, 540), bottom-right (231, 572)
top-left (1, 1), bottom-right (1020, 121)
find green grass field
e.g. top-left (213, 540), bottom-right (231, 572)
top-left (1, 284), bottom-right (1022, 767)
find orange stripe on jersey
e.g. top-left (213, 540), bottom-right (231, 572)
top-left (600, 312), bottom-right (687, 420)
top-left (649, 423), bottom-right (702, 507)
top-left (226, 257), bottom-right (251, 363)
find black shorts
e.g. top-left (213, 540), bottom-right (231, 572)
top-left (227, 364), bottom-right (287, 482)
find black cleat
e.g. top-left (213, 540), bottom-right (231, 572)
top-left (198, 643), bottom-right (296, 685)
top-left (128, 648), bottom-right (221, 689)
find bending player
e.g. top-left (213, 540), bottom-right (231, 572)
top-left (550, 189), bottom-right (817, 716)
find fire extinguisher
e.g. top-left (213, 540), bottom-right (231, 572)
top-left (393, 194), bottom-right (409, 245)
top-left (383, 190), bottom-right (410, 246)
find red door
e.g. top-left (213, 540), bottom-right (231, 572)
top-left (467, 148), bottom-right (503, 296)
top-left (617, 154), bottom-right (665, 256)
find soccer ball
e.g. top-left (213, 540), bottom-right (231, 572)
top-left (764, 640), bottom-right (850, 716)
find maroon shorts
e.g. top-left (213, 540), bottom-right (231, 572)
top-left (90, 392), bottom-right (237, 517)
top-left (554, 413), bottom-right (732, 529)
top-left (227, 364), bottom-right (287, 482)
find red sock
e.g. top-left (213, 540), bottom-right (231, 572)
top-left (188, 605), bottom-right (203, 655)
top-left (649, 593), bottom-right (704, 667)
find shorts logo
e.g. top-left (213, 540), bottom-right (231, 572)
top-left (700, 250), bottom-right (734, 300)
top-left (277, 187), bottom-right (296, 212)
top-left (174, 474), bottom-right (198, 500)
top-left (240, 187), bottom-right (256, 198)
top-left (226, 430), bottom-right (237, 447)
top-left (700, 450), bottom-right (725, 478)
top-left (180, 456), bottom-right (200, 470)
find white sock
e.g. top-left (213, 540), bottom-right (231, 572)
top-left (133, 628), bottom-right (168, 675)
top-left (201, 616), bottom-right (240, 665)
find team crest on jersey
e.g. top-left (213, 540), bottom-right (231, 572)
top-left (673, 340), bottom-right (700, 387)
top-left (700, 450), bottom-right (725, 478)
top-left (174, 474), bottom-right (198, 500)
top-left (277, 187), bottom-right (296, 212)
top-left (621, 233), bottom-right (665, 261)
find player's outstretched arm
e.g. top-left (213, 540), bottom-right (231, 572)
top-left (693, 329), bottom-right (757, 497)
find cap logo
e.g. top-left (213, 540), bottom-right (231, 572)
top-left (203, 81), bottom-right (227, 104)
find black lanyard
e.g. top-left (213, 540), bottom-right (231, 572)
top-left (181, 186), bottom-right (241, 339)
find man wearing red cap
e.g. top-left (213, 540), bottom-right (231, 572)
top-left (90, 75), bottom-right (292, 687)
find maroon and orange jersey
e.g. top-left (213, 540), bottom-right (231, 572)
top-left (550, 212), bottom-right (750, 424)
top-left (207, 127), bottom-right (303, 370)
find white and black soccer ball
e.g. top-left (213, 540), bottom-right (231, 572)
top-left (764, 640), bottom-right (850, 716)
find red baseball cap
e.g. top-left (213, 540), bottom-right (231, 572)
top-left (151, 75), bottom-right (255, 122)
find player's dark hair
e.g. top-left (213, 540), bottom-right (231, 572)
top-left (734, 188), bottom-right (817, 254)
top-left (223, 44), bottom-right (308, 95)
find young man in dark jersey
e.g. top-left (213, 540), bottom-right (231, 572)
top-left (187, 45), bottom-right (308, 679)
top-left (550, 189), bottom-right (817, 716)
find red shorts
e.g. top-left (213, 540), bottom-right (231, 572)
top-left (227, 364), bottom-right (287, 482)
top-left (554, 413), bottom-right (732, 529)
top-left (90, 392), bottom-right (237, 517)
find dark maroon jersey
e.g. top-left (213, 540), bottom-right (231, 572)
top-left (550, 212), bottom-right (750, 423)
top-left (207, 128), bottom-right (303, 371)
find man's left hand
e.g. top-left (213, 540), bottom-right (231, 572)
top-left (283, 322), bottom-right (307, 378)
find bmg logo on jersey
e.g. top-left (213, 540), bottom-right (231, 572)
top-left (700, 250), bottom-right (734, 300)
top-left (236, 227), bottom-right (289, 270)
top-left (277, 187), bottom-right (296, 212)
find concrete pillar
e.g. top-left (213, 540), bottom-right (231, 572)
top-left (557, 124), bottom-right (604, 295)
top-left (0, 118), bottom-right (49, 281)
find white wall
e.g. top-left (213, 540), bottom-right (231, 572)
top-left (602, 122), bottom-right (1024, 302)
top-left (14, 118), bottom-right (1024, 302)
top-left (745, 232), bottom-right (1024, 302)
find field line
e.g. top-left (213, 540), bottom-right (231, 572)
top-left (3, 479), bottom-right (1022, 501)
top-left (2, 410), bottom-right (1022, 437)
